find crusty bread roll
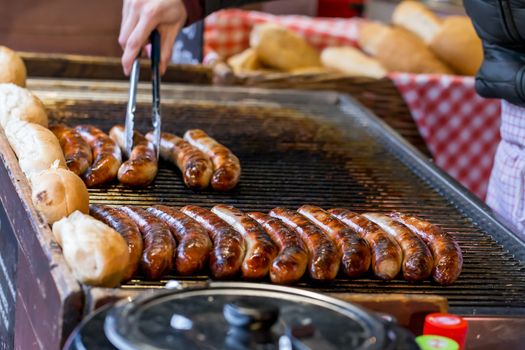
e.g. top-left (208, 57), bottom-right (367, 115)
top-left (290, 66), bottom-right (335, 74)
top-left (250, 23), bottom-right (321, 71)
top-left (429, 16), bottom-right (483, 76)
top-left (5, 120), bottom-right (66, 177)
top-left (30, 166), bottom-right (89, 224)
top-left (392, 1), bottom-right (442, 44)
top-left (358, 22), bottom-right (454, 74)
top-left (358, 21), bottom-right (391, 58)
top-left (321, 46), bottom-right (387, 79)
top-left (0, 83), bottom-right (48, 128)
top-left (227, 48), bottom-right (262, 73)
top-left (0, 46), bottom-right (27, 87)
top-left (52, 211), bottom-right (129, 287)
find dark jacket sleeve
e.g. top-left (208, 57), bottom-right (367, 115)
top-left (183, 0), bottom-right (268, 25)
top-left (464, 0), bottom-right (525, 106)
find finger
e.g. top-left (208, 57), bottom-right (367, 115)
top-left (119, 6), bottom-right (140, 49)
top-left (122, 15), bottom-right (157, 75)
top-left (142, 43), bottom-right (152, 58)
top-left (158, 23), bottom-right (183, 75)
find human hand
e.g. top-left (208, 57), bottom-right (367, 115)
top-left (119, 0), bottom-right (188, 75)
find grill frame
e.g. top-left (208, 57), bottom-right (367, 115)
top-left (21, 79), bottom-right (525, 318)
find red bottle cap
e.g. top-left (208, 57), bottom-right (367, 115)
top-left (423, 313), bottom-right (468, 350)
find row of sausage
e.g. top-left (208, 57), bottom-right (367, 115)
top-left (50, 124), bottom-right (241, 190)
top-left (89, 204), bottom-right (463, 285)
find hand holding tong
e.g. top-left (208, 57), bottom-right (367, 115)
top-left (125, 29), bottom-right (162, 160)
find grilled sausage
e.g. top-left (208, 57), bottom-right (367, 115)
top-left (269, 208), bottom-right (340, 281)
top-left (248, 212), bottom-right (309, 284)
top-left (211, 205), bottom-right (278, 280)
top-left (146, 131), bottom-right (213, 190)
top-left (329, 209), bottom-right (402, 280)
top-left (180, 205), bottom-right (245, 279)
top-left (89, 204), bottom-right (143, 281)
top-left (389, 212), bottom-right (463, 285)
top-left (50, 124), bottom-right (92, 176)
top-left (120, 206), bottom-right (175, 280)
top-left (184, 129), bottom-right (241, 191)
top-left (298, 205), bottom-right (371, 277)
top-left (75, 125), bottom-right (122, 187)
top-left (364, 213), bottom-right (433, 282)
top-left (109, 125), bottom-right (158, 187)
top-left (147, 205), bottom-right (212, 275)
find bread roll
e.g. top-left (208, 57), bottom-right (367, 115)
top-left (250, 23), bottom-right (321, 71)
top-left (321, 46), bottom-right (387, 78)
top-left (392, 1), bottom-right (442, 44)
top-left (358, 23), bottom-right (454, 74)
top-left (358, 21), bottom-right (394, 57)
top-left (31, 166), bottom-right (89, 224)
top-left (0, 83), bottom-right (48, 128)
top-left (429, 16), bottom-right (483, 76)
top-left (6, 120), bottom-right (66, 177)
top-left (227, 48), bottom-right (262, 73)
top-left (52, 211), bottom-right (129, 287)
top-left (290, 66), bottom-right (335, 74)
top-left (0, 46), bottom-right (27, 87)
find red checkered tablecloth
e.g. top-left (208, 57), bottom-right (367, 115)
top-left (203, 10), bottom-right (502, 199)
top-left (204, 9), bottom-right (362, 61)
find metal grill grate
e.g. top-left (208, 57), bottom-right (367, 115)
top-left (45, 91), bottom-right (525, 316)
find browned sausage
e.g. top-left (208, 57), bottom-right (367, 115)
top-left (146, 131), bottom-right (213, 190)
top-left (298, 205), bottom-right (371, 277)
top-left (211, 205), bottom-right (278, 280)
top-left (50, 124), bottom-right (92, 176)
top-left (180, 205), bottom-right (245, 279)
top-left (389, 212), bottom-right (463, 285)
top-left (147, 205), bottom-right (212, 275)
top-left (269, 208), bottom-right (340, 281)
top-left (89, 204), bottom-right (143, 281)
top-left (184, 129), bottom-right (241, 191)
top-left (120, 206), bottom-right (175, 280)
top-left (75, 125), bottom-right (122, 187)
top-left (364, 213), bottom-right (433, 282)
top-left (329, 209), bottom-right (402, 280)
top-left (109, 125), bottom-right (158, 187)
top-left (248, 212), bottom-right (309, 284)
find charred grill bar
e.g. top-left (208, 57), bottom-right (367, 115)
top-left (1, 77), bottom-right (525, 348)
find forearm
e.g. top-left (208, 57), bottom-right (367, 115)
top-left (183, 0), bottom-right (267, 25)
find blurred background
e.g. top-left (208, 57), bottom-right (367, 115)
top-left (0, 0), bottom-right (465, 57)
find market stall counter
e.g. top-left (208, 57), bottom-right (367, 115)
top-left (0, 53), bottom-right (524, 349)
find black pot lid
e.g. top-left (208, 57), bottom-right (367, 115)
top-left (104, 282), bottom-right (392, 350)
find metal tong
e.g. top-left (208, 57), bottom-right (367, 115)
top-left (125, 29), bottom-right (161, 160)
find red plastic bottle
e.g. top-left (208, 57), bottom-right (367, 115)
top-left (423, 313), bottom-right (468, 350)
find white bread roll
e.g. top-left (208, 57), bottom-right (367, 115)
top-left (0, 83), bottom-right (48, 128)
top-left (429, 16), bottom-right (483, 76)
top-left (358, 22), bottom-right (454, 74)
top-left (321, 46), bottom-right (387, 78)
top-left (357, 21), bottom-right (391, 58)
top-left (52, 211), bottom-right (129, 287)
top-left (250, 23), bottom-right (321, 71)
top-left (0, 46), bottom-right (27, 87)
top-left (5, 120), bottom-right (66, 177)
top-left (392, 1), bottom-right (442, 44)
top-left (227, 48), bottom-right (262, 73)
top-left (30, 166), bottom-right (89, 224)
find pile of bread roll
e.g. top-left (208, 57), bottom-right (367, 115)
top-left (0, 46), bottom-right (129, 287)
top-left (227, 1), bottom-right (482, 78)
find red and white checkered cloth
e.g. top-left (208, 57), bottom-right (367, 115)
top-left (203, 10), bottom-right (501, 200)
top-left (204, 9), bottom-right (361, 61)
top-left (391, 73), bottom-right (501, 199)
